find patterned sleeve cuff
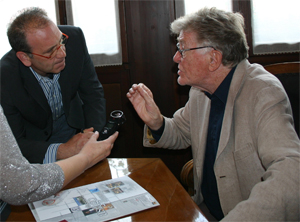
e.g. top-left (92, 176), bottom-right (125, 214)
top-left (146, 128), bottom-right (157, 144)
top-left (148, 118), bottom-right (165, 143)
top-left (43, 144), bottom-right (61, 164)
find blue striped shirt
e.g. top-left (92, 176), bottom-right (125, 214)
top-left (30, 68), bottom-right (63, 163)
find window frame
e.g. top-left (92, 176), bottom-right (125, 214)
top-left (55, 0), bottom-right (299, 67)
top-left (235, 0), bottom-right (299, 65)
top-left (177, 0), bottom-right (299, 65)
top-left (55, 0), bottom-right (128, 68)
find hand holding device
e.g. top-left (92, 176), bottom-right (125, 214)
top-left (98, 110), bottom-right (126, 140)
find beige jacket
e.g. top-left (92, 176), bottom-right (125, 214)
top-left (143, 59), bottom-right (300, 221)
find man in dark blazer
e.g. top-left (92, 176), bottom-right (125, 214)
top-left (0, 7), bottom-right (106, 164)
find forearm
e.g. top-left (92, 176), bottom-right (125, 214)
top-left (1, 163), bottom-right (64, 205)
top-left (146, 114), bottom-right (164, 131)
top-left (55, 153), bottom-right (88, 188)
top-left (56, 131), bottom-right (117, 188)
top-left (143, 115), bottom-right (191, 149)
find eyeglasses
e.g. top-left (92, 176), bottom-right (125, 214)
top-left (24, 33), bottom-right (69, 59)
top-left (176, 43), bottom-right (215, 58)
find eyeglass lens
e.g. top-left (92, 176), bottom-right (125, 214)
top-left (176, 43), bottom-right (183, 56)
top-left (49, 34), bottom-right (68, 58)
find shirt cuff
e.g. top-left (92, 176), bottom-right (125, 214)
top-left (43, 144), bottom-right (61, 164)
top-left (148, 118), bottom-right (165, 142)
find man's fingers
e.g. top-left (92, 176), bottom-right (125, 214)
top-left (90, 131), bottom-right (99, 141)
top-left (138, 85), bottom-right (155, 106)
top-left (86, 127), bottom-right (94, 132)
top-left (82, 127), bottom-right (94, 133)
top-left (139, 83), bottom-right (153, 97)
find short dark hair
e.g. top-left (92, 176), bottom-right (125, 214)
top-left (171, 7), bottom-right (249, 67)
top-left (7, 7), bottom-right (51, 52)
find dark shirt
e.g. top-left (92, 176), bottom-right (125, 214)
top-left (150, 67), bottom-right (236, 220)
top-left (201, 66), bottom-right (235, 220)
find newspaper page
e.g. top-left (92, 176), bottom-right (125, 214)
top-left (28, 176), bottom-right (159, 222)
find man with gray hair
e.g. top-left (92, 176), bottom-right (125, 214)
top-left (127, 7), bottom-right (300, 221)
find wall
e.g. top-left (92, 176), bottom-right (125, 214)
top-left (97, 0), bottom-right (193, 181)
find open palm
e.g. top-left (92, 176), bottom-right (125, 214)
top-left (127, 83), bottom-right (163, 130)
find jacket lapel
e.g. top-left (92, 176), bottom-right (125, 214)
top-left (216, 60), bottom-right (249, 159)
top-left (21, 65), bottom-right (51, 115)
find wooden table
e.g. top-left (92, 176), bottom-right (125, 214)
top-left (6, 158), bottom-right (207, 221)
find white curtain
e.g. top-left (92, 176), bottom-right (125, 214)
top-left (251, 0), bottom-right (300, 55)
top-left (65, 0), bottom-right (122, 67)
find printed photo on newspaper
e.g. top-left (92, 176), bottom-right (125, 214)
top-left (28, 176), bottom-right (159, 222)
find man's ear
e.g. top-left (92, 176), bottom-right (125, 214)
top-left (208, 50), bottom-right (222, 72)
top-left (16, 51), bottom-right (32, 67)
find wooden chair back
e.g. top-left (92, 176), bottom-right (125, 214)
top-left (264, 62), bottom-right (299, 137)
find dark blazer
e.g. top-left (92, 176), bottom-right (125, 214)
top-left (0, 25), bottom-right (106, 163)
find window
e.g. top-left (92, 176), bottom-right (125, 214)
top-left (65, 0), bottom-right (122, 66)
top-left (182, 0), bottom-right (300, 56)
top-left (251, 0), bottom-right (300, 54)
top-left (0, 0), bottom-right (122, 66)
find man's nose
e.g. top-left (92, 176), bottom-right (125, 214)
top-left (56, 45), bottom-right (66, 58)
top-left (173, 50), bottom-right (181, 63)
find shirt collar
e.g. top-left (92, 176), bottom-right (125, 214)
top-left (205, 66), bottom-right (236, 104)
top-left (29, 67), bottom-right (60, 83)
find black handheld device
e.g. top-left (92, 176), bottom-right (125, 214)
top-left (98, 110), bottom-right (126, 140)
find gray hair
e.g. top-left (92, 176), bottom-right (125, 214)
top-left (171, 7), bottom-right (249, 67)
top-left (7, 7), bottom-right (51, 53)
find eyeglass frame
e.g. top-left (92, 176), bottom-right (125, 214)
top-left (176, 43), bottom-right (215, 57)
top-left (23, 33), bottom-right (69, 59)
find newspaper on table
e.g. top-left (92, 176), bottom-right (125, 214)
top-left (29, 176), bottom-right (159, 222)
